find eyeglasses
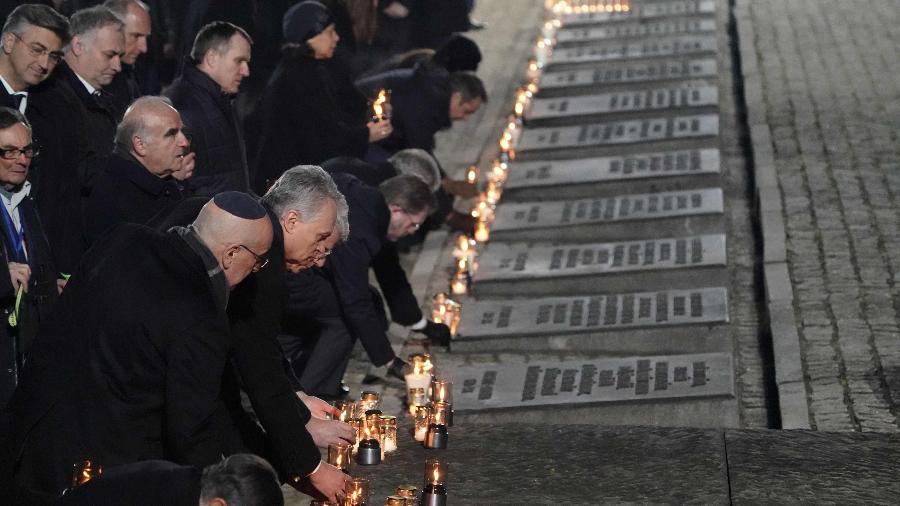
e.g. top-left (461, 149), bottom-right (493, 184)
top-left (401, 209), bottom-right (423, 231)
top-left (12, 34), bottom-right (64, 65)
top-left (238, 244), bottom-right (269, 272)
top-left (0, 144), bottom-right (39, 160)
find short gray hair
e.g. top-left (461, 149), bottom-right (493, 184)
top-left (261, 165), bottom-right (346, 226)
top-left (102, 0), bottom-right (150, 19)
top-left (334, 194), bottom-right (350, 241)
top-left (1, 4), bottom-right (70, 47)
top-left (379, 174), bottom-right (436, 215)
top-left (68, 5), bottom-right (123, 49)
top-left (114, 95), bottom-right (173, 149)
top-left (387, 149), bottom-right (441, 193)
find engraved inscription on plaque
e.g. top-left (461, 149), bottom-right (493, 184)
top-left (492, 188), bottom-right (723, 232)
top-left (473, 234), bottom-right (727, 282)
top-left (526, 85), bottom-right (718, 121)
top-left (539, 58), bottom-right (717, 89)
top-left (549, 36), bottom-right (717, 65)
top-left (505, 149), bottom-right (719, 189)
top-left (556, 18), bottom-right (716, 44)
top-left (455, 287), bottom-right (729, 339)
top-left (561, 0), bottom-right (716, 26)
top-left (452, 353), bottom-right (733, 411)
top-left (516, 115), bottom-right (719, 152)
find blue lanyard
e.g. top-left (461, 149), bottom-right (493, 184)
top-left (0, 201), bottom-right (26, 264)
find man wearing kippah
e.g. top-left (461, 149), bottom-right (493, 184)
top-left (2, 192), bottom-right (273, 499)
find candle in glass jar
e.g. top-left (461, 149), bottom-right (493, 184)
top-left (421, 459), bottom-right (448, 506)
top-left (408, 387), bottom-right (427, 415)
top-left (430, 380), bottom-right (453, 404)
top-left (327, 443), bottom-right (351, 474)
top-left (464, 165), bottom-right (478, 184)
top-left (371, 89), bottom-right (390, 122)
top-left (336, 400), bottom-right (356, 423)
top-left (71, 460), bottom-right (102, 487)
top-left (413, 405), bottom-right (431, 441)
top-left (404, 362), bottom-right (432, 393)
top-left (380, 415), bottom-right (398, 453)
top-left (358, 391), bottom-right (380, 414)
top-left (473, 221), bottom-right (489, 243)
top-left (347, 477), bottom-right (371, 505)
top-left (350, 417), bottom-right (362, 454)
top-left (396, 485), bottom-right (417, 500)
top-left (432, 400), bottom-right (453, 428)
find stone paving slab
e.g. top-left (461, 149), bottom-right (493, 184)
top-left (547, 35), bottom-right (718, 67)
top-left (560, 0), bottom-right (716, 26)
top-left (556, 17), bottom-right (717, 45)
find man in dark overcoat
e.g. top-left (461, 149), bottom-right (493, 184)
top-left (85, 96), bottom-right (191, 243)
top-left (1, 192), bottom-right (273, 498)
top-left (164, 21), bottom-right (251, 197)
top-left (101, 0), bottom-right (151, 120)
top-left (0, 4), bottom-right (89, 274)
top-left (0, 108), bottom-right (61, 407)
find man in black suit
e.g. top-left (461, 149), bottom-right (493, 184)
top-left (0, 107), bottom-right (62, 407)
top-left (85, 95), bottom-right (192, 243)
top-left (2, 192), bottom-right (273, 498)
top-left (102, 0), bottom-right (151, 120)
top-left (0, 5), bottom-right (88, 275)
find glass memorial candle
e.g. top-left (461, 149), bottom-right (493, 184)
top-left (424, 407), bottom-right (448, 449)
top-left (432, 400), bottom-right (453, 428)
top-left (358, 391), bottom-right (380, 414)
top-left (346, 476), bottom-right (371, 506)
top-left (385, 496), bottom-right (406, 506)
top-left (408, 387), bottom-right (427, 415)
top-left (356, 411), bottom-right (382, 465)
top-left (464, 165), bottom-right (478, 185)
top-left (380, 415), bottom-right (398, 453)
top-left (429, 380), bottom-right (452, 405)
top-left (413, 405), bottom-right (431, 442)
top-left (404, 355), bottom-right (432, 392)
top-left (328, 443), bottom-right (351, 474)
top-left (371, 88), bottom-right (390, 122)
top-left (421, 459), bottom-right (447, 506)
top-left (473, 221), bottom-right (489, 244)
top-left (337, 400), bottom-right (356, 423)
top-left (396, 485), bottom-right (417, 500)
top-left (350, 417), bottom-right (362, 454)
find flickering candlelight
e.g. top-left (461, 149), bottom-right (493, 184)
top-left (356, 411), bottom-right (382, 465)
top-left (380, 415), bottom-right (398, 453)
top-left (350, 417), bottom-right (362, 454)
top-left (337, 400), bottom-right (356, 423)
top-left (464, 165), bottom-right (479, 184)
top-left (328, 443), bottom-right (351, 474)
top-left (71, 460), bottom-right (102, 487)
top-left (347, 477), bottom-right (371, 506)
top-left (414, 405), bottom-right (431, 442)
top-left (404, 357), bottom-right (432, 393)
top-left (424, 408), bottom-right (448, 449)
top-left (421, 459), bottom-right (448, 506)
top-left (432, 400), bottom-right (453, 428)
top-left (358, 391), bottom-right (380, 415)
top-left (450, 270), bottom-right (469, 295)
top-left (371, 88), bottom-right (390, 122)
top-left (408, 387), bottom-right (427, 415)
top-left (430, 380), bottom-right (453, 404)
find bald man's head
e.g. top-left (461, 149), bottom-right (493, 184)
top-left (115, 95), bottom-right (190, 176)
top-left (192, 192), bottom-right (273, 288)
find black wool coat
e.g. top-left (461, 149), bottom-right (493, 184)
top-left (4, 224), bottom-right (230, 496)
top-left (325, 173), bottom-right (422, 366)
top-left (0, 193), bottom-right (59, 407)
top-left (1, 74), bottom-right (91, 274)
top-left (56, 460), bottom-right (201, 506)
top-left (165, 63), bottom-right (249, 197)
top-left (251, 53), bottom-right (369, 194)
top-left (85, 149), bottom-right (184, 244)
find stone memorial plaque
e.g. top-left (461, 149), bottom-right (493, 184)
top-left (556, 18), bottom-right (716, 44)
top-left (548, 36), bottom-right (717, 65)
top-left (526, 85), bottom-right (718, 121)
top-left (561, 0), bottom-right (716, 26)
top-left (456, 287), bottom-right (728, 339)
top-left (516, 114), bottom-right (718, 152)
top-left (453, 352), bottom-right (733, 411)
top-left (505, 148), bottom-right (720, 190)
top-left (491, 188), bottom-right (723, 232)
top-left (472, 234), bottom-right (727, 282)
top-left (539, 58), bottom-right (718, 89)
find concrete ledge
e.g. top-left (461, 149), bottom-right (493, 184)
top-left (735, 0), bottom-right (810, 430)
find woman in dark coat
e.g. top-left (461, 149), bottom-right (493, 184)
top-left (252, 1), bottom-right (392, 194)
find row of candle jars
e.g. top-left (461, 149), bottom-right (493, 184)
top-left (430, 293), bottom-right (461, 337)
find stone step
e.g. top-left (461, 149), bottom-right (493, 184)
top-left (556, 17), bottom-right (717, 46)
top-left (546, 35), bottom-right (717, 68)
top-left (558, 0), bottom-right (716, 27)
top-left (490, 188), bottom-right (724, 243)
top-left (471, 234), bottom-right (728, 297)
top-left (537, 57), bottom-right (718, 96)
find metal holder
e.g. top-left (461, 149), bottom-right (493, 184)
top-left (447, 408), bottom-right (454, 427)
top-left (355, 439), bottom-right (381, 465)
top-left (421, 485), bottom-right (447, 506)
top-left (424, 424), bottom-right (448, 449)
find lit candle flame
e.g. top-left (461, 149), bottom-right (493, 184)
top-left (474, 221), bottom-right (489, 242)
top-left (372, 89), bottom-right (388, 120)
top-left (433, 467), bottom-right (440, 484)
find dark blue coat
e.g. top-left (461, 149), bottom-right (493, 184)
top-left (165, 63), bottom-right (249, 197)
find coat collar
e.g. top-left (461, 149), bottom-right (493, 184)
top-left (109, 148), bottom-right (178, 197)
top-left (179, 60), bottom-right (230, 102)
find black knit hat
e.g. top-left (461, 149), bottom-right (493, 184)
top-left (283, 1), bottom-right (334, 44)
top-left (434, 34), bottom-right (482, 73)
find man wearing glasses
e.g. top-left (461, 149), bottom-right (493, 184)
top-left (0, 107), bottom-right (62, 406)
top-left (85, 96), bottom-right (192, 243)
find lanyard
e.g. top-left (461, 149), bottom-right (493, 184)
top-left (0, 200), bottom-right (26, 264)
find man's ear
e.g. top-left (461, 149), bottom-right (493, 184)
top-left (69, 35), bottom-right (84, 57)
top-left (131, 135), bottom-right (147, 156)
top-left (2, 33), bottom-right (15, 54)
top-left (387, 203), bottom-right (403, 213)
top-left (221, 245), bottom-right (239, 270)
top-left (281, 209), bottom-right (300, 233)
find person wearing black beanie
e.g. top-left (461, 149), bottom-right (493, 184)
top-left (251, 1), bottom-right (392, 193)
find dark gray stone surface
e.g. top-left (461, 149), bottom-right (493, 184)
top-left (726, 430), bottom-right (900, 505)
top-left (356, 424), bottom-right (730, 505)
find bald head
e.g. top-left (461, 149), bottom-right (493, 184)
top-left (116, 96), bottom-right (190, 176)
top-left (192, 193), bottom-right (273, 288)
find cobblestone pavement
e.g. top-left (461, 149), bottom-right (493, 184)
top-left (740, 0), bottom-right (900, 431)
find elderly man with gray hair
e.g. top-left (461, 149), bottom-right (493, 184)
top-left (85, 95), bottom-right (193, 243)
top-left (321, 148), bottom-right (442, 192)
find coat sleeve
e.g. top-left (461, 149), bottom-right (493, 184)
top-left (227, 269), bottom-right (321, 477)
top-left (164, 315), bottom-right (230, 467)
top-left (371, 242), bottom-right (423, 325)
top-left (326, 236), bottom-right (396, 366)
